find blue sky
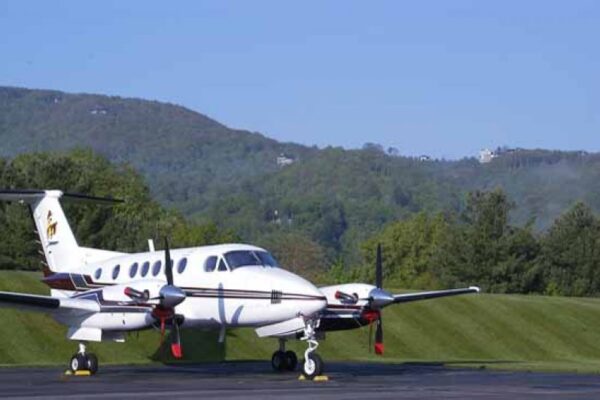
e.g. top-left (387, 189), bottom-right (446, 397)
top-left (1, 0), bottom-right (598, 159)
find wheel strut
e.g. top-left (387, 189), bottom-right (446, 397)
top-left (300, 318), bottom-right (324, 379)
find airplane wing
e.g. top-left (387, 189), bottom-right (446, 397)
top-left (0, 291), bottom-right (100, 314)
top-left (392, 286), bottom-right (480, 304)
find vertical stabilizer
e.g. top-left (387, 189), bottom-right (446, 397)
top-left (30, 191), bottom-right (82, 273)
top-left (0, 190), bottom-right (83, 273)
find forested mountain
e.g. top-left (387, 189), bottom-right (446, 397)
top-left (2, 86), bottom-right (600, 270)
top-left (0, 86), bottom-right (315, 212)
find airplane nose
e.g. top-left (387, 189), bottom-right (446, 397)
top-left (266, 267), bottom-right (327, 318)
top-left (298, 283), bottom-right (327, 317)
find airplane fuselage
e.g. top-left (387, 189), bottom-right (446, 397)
top-left (44, 243), bottom-right (327, 333)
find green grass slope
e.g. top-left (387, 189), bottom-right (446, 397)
top-left (3, 271), bottom-right (600, 372)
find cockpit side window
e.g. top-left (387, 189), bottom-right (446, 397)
top-left (217, 258), bottom-right (228, 272)
top-left (256, 251), bottom-right (279, 268)
top-left (225, 251), bottom-right (260, 269)
top-left (205, 256), bottom-right (217, 272)
top-left (223, 250), bottom-right (280, 269)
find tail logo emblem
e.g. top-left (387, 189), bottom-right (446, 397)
top-left (46, 210), bottom-right (58, 239)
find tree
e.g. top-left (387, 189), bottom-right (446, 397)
top-left (0, 149), bottom-right (234, 270)
top-left (535, 202), bottom-right (600, 296)
top-left (362, 212), bottom-right (451, 289)
top-left (258, 232), bottom-right (328, 282)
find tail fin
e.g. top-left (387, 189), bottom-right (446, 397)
top-left (0, 190), bottom-right (122, 274)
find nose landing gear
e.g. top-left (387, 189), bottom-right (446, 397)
top-left (69, 342), bottom-right (98, 375)
top-left (300, 318), bottom-right (323, 380)
top-left (271, 338), bottom-right (298, 372)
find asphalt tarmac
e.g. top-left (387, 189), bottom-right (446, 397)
top-left (1, 361), bottom-right (600, 400)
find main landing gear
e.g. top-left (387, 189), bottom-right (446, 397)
top-left (271, 338), bottom-right (298, 372)
top-left (299, 318), bottom-right (323, 380)
top-left (69, 342), bottom-right (98, 375)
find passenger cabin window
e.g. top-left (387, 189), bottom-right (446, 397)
top-left (112, 265), bottom-right (120, 280)
top-left (141, 261), bottom-right (150, 277)
top-left (217, 258), bottom-right (228, 272)
top-left (205, 256), bottom-right (217, 272)
top-left (129, 262), bottom-right (138, 278)
top-left (224, 250), bottom-right (280, 270)
top-left (152, 260), bottom-right (162, 277)
top-left (177, 258), bottom-right (187, 274)
top-left (94, 268), bottom-right (101, 280)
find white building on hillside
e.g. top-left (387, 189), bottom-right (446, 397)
top-left (479, 148), bottom-right (496, 163)
top-left (277, 154), bottom-right (295, 167)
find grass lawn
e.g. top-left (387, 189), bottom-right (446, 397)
top-left (2, 270), bottom-right (600, 373)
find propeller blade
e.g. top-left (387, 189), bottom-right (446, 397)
top-left (376, 243), bottom-right (383, 289)
top-left (171, 319), bottom-right (183, 359)
top-left (375, 317), bottom-right (384, 355)
top-left (159, 317), bottom-right (166, 346)
top-left (368, 321), bottom-right (373, 352)
top-left (164, 238), bottom-right (173, 286)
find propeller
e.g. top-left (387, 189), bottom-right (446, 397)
top-left (164, 239), bottom-right (173, 286)
top-left (376, 242), bottom-right (382, 289)
top-left (151, 238), bottom-right (186, 359)
top-left (366, 243), bottom-right (393, 355)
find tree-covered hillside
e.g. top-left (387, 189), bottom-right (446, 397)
top-left (2, 86), bottom-right (600, 267)
top-left (0, 150), bottom-right (236, 270)
top-left (0, 86), bottom-right (315, 212)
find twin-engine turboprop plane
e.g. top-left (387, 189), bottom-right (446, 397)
top-left (0, 190), bottom-right (479, 379)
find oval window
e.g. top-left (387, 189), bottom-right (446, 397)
top-left (177, 258), bottom-right (187, 274)
top-left (141, 261), bottom-right (150, 277)
top-left (152, 260), bottom-right (162, 277)
top-left (204, 256), bottom-right (217, 272)
top-left (112, 265), bottom-right (120, 280)
top-left (129, 262), bottom-right (138, 278)
top-left (94, 268), bottom-right (102, 280)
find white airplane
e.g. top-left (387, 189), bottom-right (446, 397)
top-left (0, 190), bottom-right (479, 379)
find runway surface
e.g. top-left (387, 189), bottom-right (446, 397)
top-left (2, 361), bottom-right (600, 400)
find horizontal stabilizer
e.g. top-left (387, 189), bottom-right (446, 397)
top-left (255, 316), bottom-right (305, 338)
top-left (0, 189), bottom-right (123, 204)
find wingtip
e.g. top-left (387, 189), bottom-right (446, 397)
top-left (469, 286), bottom-right (481, 293)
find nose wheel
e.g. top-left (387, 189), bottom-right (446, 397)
top-left (300, 318), bottom-right (324, 380)
top-left (69, 342), bottom-right (98, 375)
top-left (301, 352), bottom-right (323, 379)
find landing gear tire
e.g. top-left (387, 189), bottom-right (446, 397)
top-left (271, 350), bottom-right (287, 372)
top-left (285, 351), bottom-right (298, 371)
top-left (69, 353), bottom-right (87, 372)
top-left (86, 353), bottom-right (99, 375)
top-left (301, 353), bottom-right (323, 380)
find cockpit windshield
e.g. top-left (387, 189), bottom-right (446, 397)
top-left (224, 250), bottom-right (279, 269)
